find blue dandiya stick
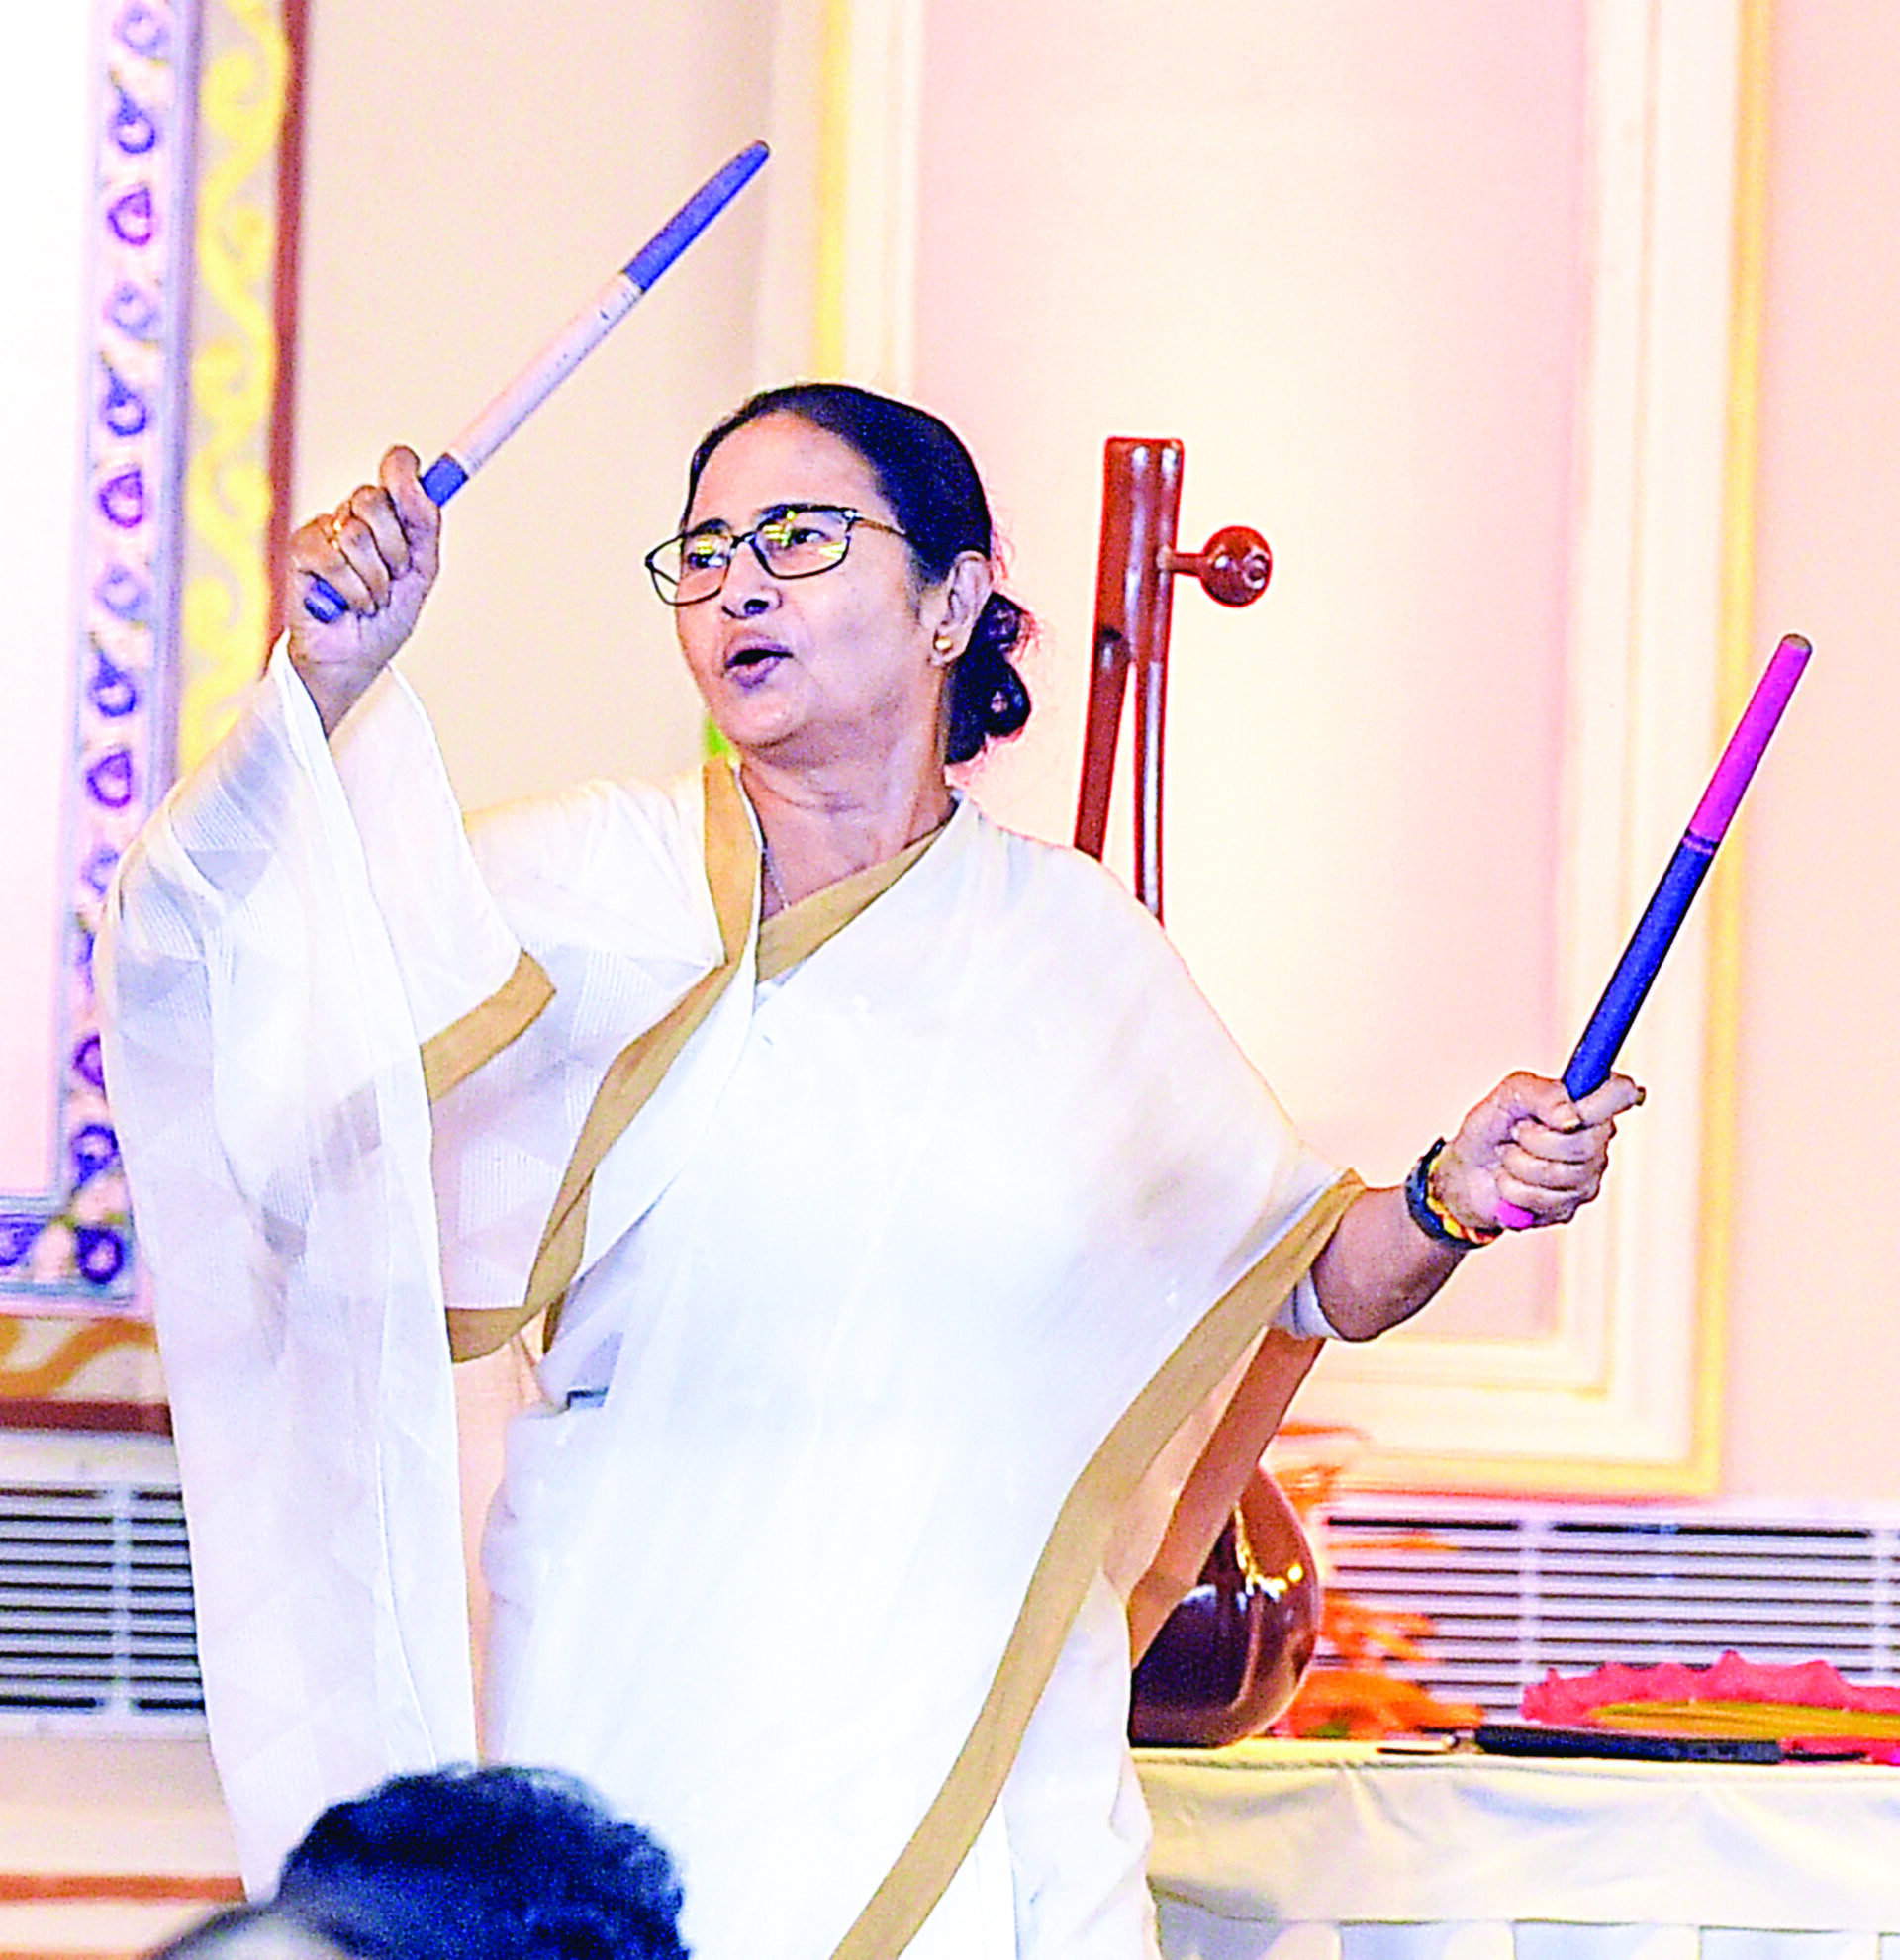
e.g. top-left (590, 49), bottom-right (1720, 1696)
top-left (1494, 632), bottom-right (1811, 1230)
top-left (305, 140), bottom-right (770, 624)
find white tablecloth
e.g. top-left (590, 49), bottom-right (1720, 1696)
top-left (1137, 1740), bottom-right (1900, 1960)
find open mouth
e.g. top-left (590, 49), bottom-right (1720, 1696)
top-left (724, 643), bottom-right (790, 676)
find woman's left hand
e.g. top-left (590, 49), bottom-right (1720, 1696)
top-left (1312, 1070), bottom-right (1645, 1340)
top-left (1434, 1072), bottom-right (1645, 1234)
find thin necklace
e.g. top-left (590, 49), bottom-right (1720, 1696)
top-left (762, 845), bottom-right (791, 915)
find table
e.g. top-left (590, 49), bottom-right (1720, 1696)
top-left (1137, 1739), bottom-right (1900, 1960)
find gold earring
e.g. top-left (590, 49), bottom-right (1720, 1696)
top-left (931, 629), bottom-right (958, 666)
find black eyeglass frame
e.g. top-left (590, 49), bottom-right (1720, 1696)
top-left (642, 504), bottom-right (910, 607)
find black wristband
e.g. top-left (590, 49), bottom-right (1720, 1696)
top-left (1403, 1138), bottom-right (1500, 1248)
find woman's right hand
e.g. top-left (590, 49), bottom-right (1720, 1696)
top-left (285, 445), bottom-right (441, 736)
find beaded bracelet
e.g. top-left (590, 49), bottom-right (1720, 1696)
top-left (1403, 1138), bottom-right (1503, 1248)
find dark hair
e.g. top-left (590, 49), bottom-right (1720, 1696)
top-left (686, 381), bottom-right (1034, 764)
top-left (182, 1764), bottom-right (689, 1960)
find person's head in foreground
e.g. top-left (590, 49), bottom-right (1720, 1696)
top-left (146, 1911), bottom-right (352, 1960)
top-left (149, 1764), bottom-right (687, 1960)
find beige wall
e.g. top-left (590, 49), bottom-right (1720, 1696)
top-left (285, 1), bottom-right (1899, 1501)
top-left (914, 0), bottom-right (1896, 1501)
top-left (910, 0), bottom-right (1585, 1359)
top-left (289, 0), bottom-right (775, 809)
top-left (0, 1737), bottom-right (233, 1951)
top-left (1727, 3), bottom-right (1900, 1499)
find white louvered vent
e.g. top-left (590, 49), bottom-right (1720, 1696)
top-left (7, 1480), bottom-right (1900, 1735)
top-left (1317, 1496), bottom-right (1900, 1720)
top-left (0, 1480), bottom-right (203, 1734)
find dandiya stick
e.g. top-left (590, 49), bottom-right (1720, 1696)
top-left (305, 140), bottom-right (770, 623)
top-left (1589, 1699), bottom-right (1900, 1741)
top-left (1495, 632), bottom-right (1811, 1229)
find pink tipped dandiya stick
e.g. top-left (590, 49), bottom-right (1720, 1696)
top-left (1495, 632), bottom-right (1811, 1229)
top-left (305, 140), bottom-right (769, 623)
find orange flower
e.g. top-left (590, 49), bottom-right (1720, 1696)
top-left (1282, 1668), bottom-right (1482, 1741)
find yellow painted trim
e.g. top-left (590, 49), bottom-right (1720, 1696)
top-left (0, 1316), bottom-right (155, 1397)
top-left (813, 0), bottom-right (852, 377)
top-left (1338, 1447), bottom-right (1717, 1503)
top-left (1683, 0), bottom-right (1771, 1497)
top-left (178, 0), bottom-right (291, 773)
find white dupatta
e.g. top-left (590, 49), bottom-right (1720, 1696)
top-left (99, 651), bottom-right (1356, 1953)
top-left (96, 652), bottom-right (491, 1886)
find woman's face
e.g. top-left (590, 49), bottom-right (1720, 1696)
top-left (673, 413), bottom-right (964, 769)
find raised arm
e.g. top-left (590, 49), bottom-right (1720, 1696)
top-left (1312, 1071), bottom-right (1643, 1341)
top-left (286, 445), bottom-right (442, 736)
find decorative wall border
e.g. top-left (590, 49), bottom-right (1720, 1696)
top-left (0, 0), bottom-right (197, 1319)
top-left (2, 0), bottom-right (297, 1427)
top-left (178, 0), bottom-right (297, 772)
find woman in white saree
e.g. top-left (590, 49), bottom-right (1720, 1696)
top-left (98, 385), bottom-right (1638, 1960)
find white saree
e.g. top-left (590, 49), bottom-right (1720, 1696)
top-left (98, 650), bottom-right (1358, 1960)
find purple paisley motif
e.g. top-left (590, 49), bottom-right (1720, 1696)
top-left (108, 184), bottom-right (156, 248)
top-left (116, 1), bottom-right (167, 56)
top-left (81, 845), bottom-right (122, 895)
top-left (72, 1035), bottom-right (108, 1092)
top-left (106, 281), bottom-right (159, 338)
top-left (85, 747), bottom-right (136, 809)
top-left (96, 564), bottom-right (149, 619)
top-left (88, 648), bottom-right (140, 717)
top-left (70, 1125), bottom-right (122, 1188)
top-left (51, 0), bottom-right (172, 1313)
top-left (98, 468), bottom-right (146, 529)
top-left (101, 367), bottom-right (149, 438)
top-left (75, 1227), bottom-right (129, 1286)
top-left (0, 1219), bottom-right (40, 1269)
top-left (111, 85), bottom-right (159, 157)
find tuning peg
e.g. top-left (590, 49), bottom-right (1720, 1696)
top-left (1159, 525), bottom-right (1273, 607)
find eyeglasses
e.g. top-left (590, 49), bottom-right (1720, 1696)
top-left (643, 504), bottom-right (909, 607)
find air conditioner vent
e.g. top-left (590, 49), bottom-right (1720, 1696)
top-left (0, 1480), bottom-right (203, 1733)
top-left (1316, 1497), bottom-right (1900, 1720)
top-left (9, 1483), bottom-right (1900, 1737)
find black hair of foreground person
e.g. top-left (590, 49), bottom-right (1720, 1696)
top-left (148, 1764), bottom-right (687, 1960)
top-left (687, 380), bottom-right (1034, 764)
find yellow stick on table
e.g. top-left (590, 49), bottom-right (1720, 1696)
top-left (1590, 1700), bottom-right (1900, 1741)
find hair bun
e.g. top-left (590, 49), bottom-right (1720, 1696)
top-left (947, 594), bottom-right (1032, 764)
